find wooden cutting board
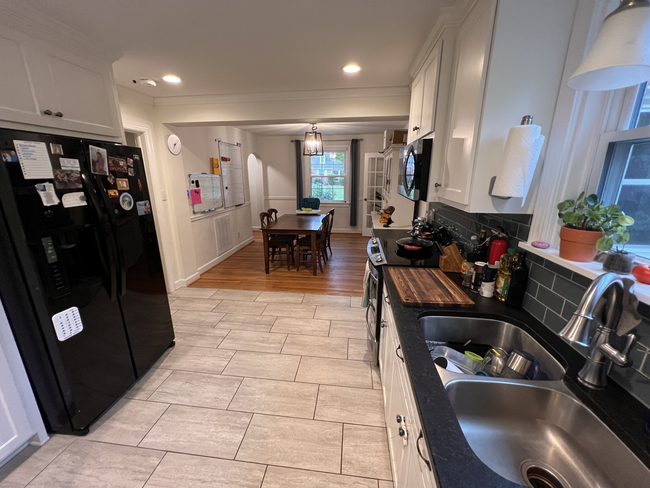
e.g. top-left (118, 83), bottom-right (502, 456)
top-left (388, 267), bottom-right (475, 308)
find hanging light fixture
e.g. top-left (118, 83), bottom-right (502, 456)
top-left (303, 123), bottom-right (324, 156)
top-left (568, 0), bottom-right (650, 91)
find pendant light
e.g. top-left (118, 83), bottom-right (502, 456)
top-left (568, 0), bottom-right (650, 91)
top-left (303, 123), bottom-right (324, 156)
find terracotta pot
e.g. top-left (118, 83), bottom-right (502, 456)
top-left (559, 227), bottom-right (601, 262)
top-left (602, 251), bottom-right (636, 274)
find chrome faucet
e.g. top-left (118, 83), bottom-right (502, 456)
top-left (559, 272), bottom-right (637, 389)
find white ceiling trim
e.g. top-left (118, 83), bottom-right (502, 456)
top-left (0, 2), bottom-right (122, 64)
top-left (154, 86), bottom-right (411, 107)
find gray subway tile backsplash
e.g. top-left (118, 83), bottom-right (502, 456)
top-left (428, 201), bottom-right (650, 408)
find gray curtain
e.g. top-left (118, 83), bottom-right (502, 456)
top-left (294, 140), bottom-right (303, 209)
top-left (349, 139), bottom-right (359, 226)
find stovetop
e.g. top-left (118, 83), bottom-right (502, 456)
top-left (371, 227), bottom-right (440, 267)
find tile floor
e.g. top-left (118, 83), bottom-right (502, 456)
top-left (0, 289), bottom-right (392, 488)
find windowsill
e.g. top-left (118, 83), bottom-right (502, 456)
top-left (518, 242), bottom-right (650, 306)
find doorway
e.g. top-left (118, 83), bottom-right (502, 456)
top-left (247, 153), bottom-right (264, 229)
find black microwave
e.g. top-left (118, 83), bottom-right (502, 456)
top-left (397, 138), bottom-right (432, 201)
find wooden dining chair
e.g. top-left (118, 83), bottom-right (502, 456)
top-left (296, 213), bottom-right (331, 273)
top-left (267, 208), bottom-right (278, 221)
top-left (325, 208), bottom-right (335, 257)
top-left (260, 212), bottom-right (295, 270)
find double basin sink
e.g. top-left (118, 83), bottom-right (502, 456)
top-left (421, 316), bottom-right (650, 488)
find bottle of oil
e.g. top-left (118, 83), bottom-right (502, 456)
top-left (494, 248), bottom-right (516, 301)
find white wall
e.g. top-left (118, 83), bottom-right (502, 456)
top-left (258, 134), bottom-right (384, 233)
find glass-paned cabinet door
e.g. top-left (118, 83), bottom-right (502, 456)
top-left (363, 152), bottom-right (385, 236)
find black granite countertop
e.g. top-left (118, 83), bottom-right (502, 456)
top-left (382, 270), bottom-right (650, 488)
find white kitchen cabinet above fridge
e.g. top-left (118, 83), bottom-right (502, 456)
top-left (427, 0), bottom-right (578, 213)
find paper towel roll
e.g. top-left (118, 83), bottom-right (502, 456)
top-left (491, 125), bottom-right (545, 206)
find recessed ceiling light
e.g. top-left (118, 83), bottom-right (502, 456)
top-left (342, 64), bottom-right (361, 74)
top-left (163, 74), bottom-right (181, 83)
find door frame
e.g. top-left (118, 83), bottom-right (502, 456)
top-left (362, 152), bottom-right (385, 237)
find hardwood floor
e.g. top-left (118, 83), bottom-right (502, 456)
top-left (190, 231), bottom-right (369, 296)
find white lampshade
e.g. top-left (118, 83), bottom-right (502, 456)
top-left (568, 0), bottom-right (650, 91)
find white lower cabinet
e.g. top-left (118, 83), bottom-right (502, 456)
top-left (380, 291), bottom-right (437, 488)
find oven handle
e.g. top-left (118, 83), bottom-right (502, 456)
top-left (365, 302), bottom-right (377, 341)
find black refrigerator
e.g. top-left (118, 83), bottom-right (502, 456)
top-left (0, 129), bottom-right (174, 434)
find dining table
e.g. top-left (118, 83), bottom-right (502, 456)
top-left (262, 213), bottom-right (326, 276)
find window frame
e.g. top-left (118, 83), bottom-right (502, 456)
top-left (303, 145), bottom-right (350, 204)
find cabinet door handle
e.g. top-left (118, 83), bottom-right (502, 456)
top-left (384, 295), bottom-right (390, 304)
top-left (395, 345), bottom-right (404, 362)
top-left (43, 109), bottom-right (53, 116)
top-left (398, 427), bottom-right (407, 438)
top-left (396, 414), bottom-right (403, 424)
top-left (412, 126), bottom-right (420, 131)
top-left (417, 431), bottom-right (432, 471)
top-left (55, 112), bottom-right (63, 117)
top-left (434, 182), bottom-right (441, 188)
top-left (381, 320), bottom-right (388, 328)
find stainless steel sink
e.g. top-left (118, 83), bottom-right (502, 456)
top-left (445, 380), bottom-right (650, 488)
top-left (419, 316), bottom-right (566, 380)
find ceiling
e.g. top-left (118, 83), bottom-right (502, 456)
top-left (233, 120), bottom-right (408, 136)
top-left (24, 0), bottom-right (455, 98)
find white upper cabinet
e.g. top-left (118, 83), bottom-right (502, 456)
top-left (407, 39), bottom-right (442, 144)
top-left (0, 25), bottom-right (122, 140)
top-left (432, 0), bottom-right (577, 213)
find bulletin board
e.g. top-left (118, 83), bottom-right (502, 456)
top-left (189, 173), bottom-right (223, 214)
top-left (218, 141), bottom-right (245, 208)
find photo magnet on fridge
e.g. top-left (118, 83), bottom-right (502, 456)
top-left (136, 200), bottom-right (152, 216)
top-left (50, 143), bottom-right (63, 155)
top-left (128, 168), bottom-right (135, 176)
top-left (89, 145), bottom-right (108, 175)
top-left (107, 189), bottom-right (119, 198)
top-left (116, 178), bottom-right (130, 190)
top-left (109, 156), bottom-right (127, 173)
top-left (106, 174), bottom-right (116, 185)
top-left (54, 158), bottom-right (82, 190)
top-left (127, 157), bottom-right (134, 167)
top-left (119, 192), bottom-right (134, 211)
top-left (1, 149), bottom-right (19, 162)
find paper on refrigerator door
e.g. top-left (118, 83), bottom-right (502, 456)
top-left (35, 182), bottom-right (60, 206)
top-left (51, 306), bottom-right (84, 341)
top-left (13, 140), bottom-right (54, 179)
top-left (62, 192), bottom-right (87, 208)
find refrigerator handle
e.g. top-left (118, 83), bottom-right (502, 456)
top-left (81, 172), bottom-right (118, 301)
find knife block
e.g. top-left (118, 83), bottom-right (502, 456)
top-left (438, 243), bottom-right (463, 273)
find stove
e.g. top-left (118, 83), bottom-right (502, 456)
top-left (370, 227), bottom-right (441, 268)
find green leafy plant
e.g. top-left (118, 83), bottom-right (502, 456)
top-left (557, 192), bottom-right (635, 252)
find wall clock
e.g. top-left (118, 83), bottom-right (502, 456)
top-left (167, 134), bottom-right (181, 155)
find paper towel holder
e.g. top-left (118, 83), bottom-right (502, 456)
top-left (488, 115), bottom-right (534, 199)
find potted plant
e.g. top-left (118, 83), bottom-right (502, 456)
top-left (556, 193), bottom-right (605, 262)
top-left (596, 206), bottom-right (635, 273)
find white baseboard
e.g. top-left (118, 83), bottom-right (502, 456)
top-left (197, 236), bottom-right (255, 274)
top-left (174, 272), bottom-right (201, 290)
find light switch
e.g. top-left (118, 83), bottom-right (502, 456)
top-left (160, 189), bottom-right (168, 201)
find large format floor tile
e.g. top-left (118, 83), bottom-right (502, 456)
top-left (172, 326), bottom-right (229, 348)
top-left (315, 385), bottom-right (385, 427)
top-left (262, 466), bottom-right (378, 488)
top-left (139, 405), bottom-right (251, 459)
top-left (255, 291), bottom-right (304, 303)
top-left (270, 316), bottom-right (331, 337)
top-left (27, 440), bottom-right (164, 488)
top-left (302, 294), bottom-right (352, 307)
top-left (348, 339), bottom-right (374, 361)
top-left (213, 300), bottom-right (268, 315)
top-left (170, 298), bottom-right (221, 312)
top-left (342, 424), bottom-right (392, 480)
top-left (379, 482), bottom-right (394, 488)
top-left (315, 305), bottom-right (367, 321)
top-left (85, 399), bottom-right (169, 446)
top-left (296, 357), bottom-right (373, 389)
top-left (228, 377), bottom-right (318, 419)
top-left (218, 330), bottom-right (287, 353)
top-left (211, 290), bottom-right (261, 302)
top-left (144, 452), bottom-right (266, 488)
top-left (124, 368), bottom-right (173, 400)
top-left (236, 414), bottom-right (342, 474)
top-left (214, 313), bottom-right (276, 332)
top-left (221, 351), bottom-right (301, 381)
top-left (148, 371), bottom-right (242, 409)
top-left (350, 296), bottom-right (363, 308)
top-left (171, 310), bottom-right (225, 327)
top-left (157, 346), bottom-right (235, 374)
top-left (329, 321), bottom-right (367, 340)
top-left (281, 334), bottom-right (348, 359)
top-left (0, 435), bottom-right (74, 487)
top-left (262, 303), bottom-right (316, 319)
top-left (170, 288), bottom-right (218, 299)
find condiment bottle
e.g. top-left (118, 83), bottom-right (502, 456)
top-left (506, 251), bottom-right (529, 309)
top-left (471, 261), bottom-right (486, 293)
top-left (460, 235), bottom-right (478, 277)
top-left (488, 234), bottom-right (508, 265)
top-left (494, 249), bottom-right (517, 301)
top-left (462, 252), bottom-right (477, 288)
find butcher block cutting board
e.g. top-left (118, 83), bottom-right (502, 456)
top-left (388, 267), bottom-right (475, 308)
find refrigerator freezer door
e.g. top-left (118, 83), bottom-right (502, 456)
top-left (0, 130), bottom-right (136, 432)
top-left (85, 142), bottom-right (174, 377)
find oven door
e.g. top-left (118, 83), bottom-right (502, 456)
top-left (365, 265), bottom-right (380, 365)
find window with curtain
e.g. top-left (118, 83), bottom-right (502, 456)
top-left (306, 149), bottom-right (349, 203)
top-left (596, 82), bottom-right (650, 259)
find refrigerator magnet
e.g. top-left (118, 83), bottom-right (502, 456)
top-left (119, 192), bottom-right (134, 211)
top-left (137, 179), bottom-right (142, 191)
top-left (127, 157), bottom-right (134, 167)
top-left (49, 143), bottom-right (63, 155)
top-left (109, 156), bottom-right (127, 173)
top-left (116, 178), bottom-right (129, 190)
top-left (107, 189), bottom-right (119, 198)
top-left (128, 168), bottom-right (135, 176)
top-left (106, 174), bottom-right (116, 185)
top-left (136, 200), bottom-right (151, 216)
top-left (89, 145), bottom-right (108, 175)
